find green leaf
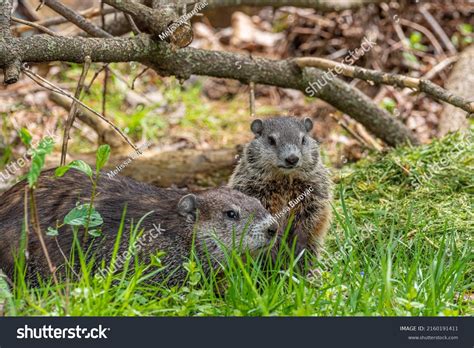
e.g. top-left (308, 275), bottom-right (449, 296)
top-left (381, 97), bottom-right (397, 114)
top-left (55, 166), bottom-right (70, 177)
top-left (96, 144), bottom-right (111, 172)
top-left (88, 229), bottom-right (102, 238)
top-left (402, 52), bottom-right (419, 64)
top-left (69, 160), bottom-right (93, 178)
top-left (459, 23), bottom-right (472, 35)
top-left (19, 128), bottom-right (32, 147)
top-left (409, 31), bottom-right (422, 45)
top-left (55, 160), bottom-right (93, 179)
top-left (64, 203), bottom-right (103, 228)
top-left (412, 43), bottom-right (428, 52)
top-left (46, 227), bottom-right (59, 236)
top-left (27, 137), bottom-right (55, 188)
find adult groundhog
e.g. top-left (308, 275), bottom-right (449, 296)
top-left (229, 116), bottom-right (332, 261)
top-left (0, 169), bottom-right (277, 286)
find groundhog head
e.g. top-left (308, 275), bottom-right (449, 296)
top-left (247, 116), bottom-right (320, 175)
top-left (177, 188), bottom-right (277, 259)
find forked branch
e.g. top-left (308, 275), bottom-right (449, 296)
top-left (294, 57), bottom-right (474, 115)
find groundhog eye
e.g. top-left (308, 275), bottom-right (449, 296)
top-left (268, 136), bottom-right (277, 146)
top-left (225, 210), bottom-right (240, 220)
top-left (302, 136), bottom-right (307, 145)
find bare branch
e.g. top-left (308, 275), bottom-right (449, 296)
top-left (249, 81), bottom-right (256, 118)
top-left (29, 188), bottom-right (61, 288)
top-left (60, 56), bottom-right (92, 166)
top-left (0, 0), bottom-right (20, 84)
top-left (104, 0), bottom-right (176, 37)
top-left (0, 34), bottom-right (418, 146)
top-left (42, 0), bottom-right (112, 38)
top-left (131, 67), bottom-right (149, 90)
top-left (13, 7), bottom-right (117, 34)
top-left (419, 4), bottom-right (457, 56)
top-left (11, 16), bottom-right (60, 36)
top-left (49, 93), bottom-right (127, 148)
top-left (399, 18), bottom-right (444, 56)
top-left (125, 13), bottom-right (141, 35)
top-left (22, 66), bottom-right (138, 151)
top-left (0, 0), bottom-right (12, 38)
top-left (328, 112), bottom-right (379, 152)
top-left (294, 57), bottom-right (474, 115)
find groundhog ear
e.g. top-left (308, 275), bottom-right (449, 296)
top-left (178, 194), bottom-right (197, 219)
top-left (250, 119), bottom-right (264, 136)
top-left (303, 117), bottom-right (313, 132)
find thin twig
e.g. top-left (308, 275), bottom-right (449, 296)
top-left (125, 13), bottom-right (141, 35)
top-left (131, 67), bottom-right (149, 90)
top-left (85, 64), bottom-right (109, 93)
top-left (294, 57), bottom-right (474, 115)
top-left (249, 81), bottom-right (256, 118)
top-left (101, 2), bottom-right (109, 119)
top-left (22, 67), bottom-right (138, 151)
top-left (23, 186), bottom-right (30, 260)
top-left (29, 188), bottom-right (60, 287)
top-left (328, 113), bottom-right (377, 151)
top-left (13, 7), bottom-right (117, 33)
top-left (61, 56), bottom-right (92, 166)
top-left (55, 237), bottom-right (80, 279)
top-left (11, 16), bottom-right (60, 36)
top-left (102, 67), bottom-right (109, 118)
top-left (422, 55), bottom-right (458, 80)
top-left (399, 18), bottom-right (444, 56)
top-left (42, 0), bottom-right (112, 38)
top-left (419, 5), bottom-right (457, 56)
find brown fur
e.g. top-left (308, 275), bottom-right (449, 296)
top-left (0, 169), bottom-right (276, 286)
top-left (229, 117), bottom-right (332, 260)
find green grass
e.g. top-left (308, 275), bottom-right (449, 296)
top-left (1, 130), bottom-right (472, 316)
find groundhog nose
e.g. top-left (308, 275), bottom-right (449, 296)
top-left (266, 223), bottom-right (278, 238)
top-left (285, 154), bottom-right (300, 166)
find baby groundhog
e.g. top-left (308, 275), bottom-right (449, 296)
top-left (229, 116), bottom-right (332, 260)
top-left (0, 169), bottom-right (277, 286)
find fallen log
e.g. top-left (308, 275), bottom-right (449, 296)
top-left (45, 147), bottom-right (239, 188)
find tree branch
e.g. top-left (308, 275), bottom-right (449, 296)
top-left (0, 0), bottom-right (20, 84)
top-left (0, 33), bottom-right (418, 146)
top-left (49, 93), bottom-right (128, 149)
top-left (294, 57), bottom-right (474, 115)
top-left (42, 0), bottom-right (112, 38)
top-left (22, 65), bottom-right (138, 151)
top-left (11, 16), bottom-right (60, 36)
top-left (104, 0), bottom-right (177, 38)
top-left (60, 56), bottom-right (92, 166)
top-left (12, 7), bottom-right (117, 34)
